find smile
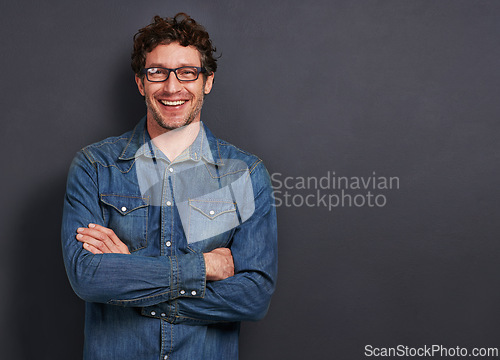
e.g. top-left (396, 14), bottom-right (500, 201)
top-left (160, 100), bottom-right (186, 106)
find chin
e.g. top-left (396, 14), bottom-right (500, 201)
top-left (156, 117), bottom-right (192, 131)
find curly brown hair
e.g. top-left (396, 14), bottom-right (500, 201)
top-left (131, 13), bottom-right (217, 77)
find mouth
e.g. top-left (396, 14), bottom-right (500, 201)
top-left (159, 100), bottom-right (187, 106)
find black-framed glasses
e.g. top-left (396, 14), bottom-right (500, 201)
top-left (141, 66), bottom-right (206, 82)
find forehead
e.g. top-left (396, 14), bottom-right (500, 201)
top-left (145, 43), bottom-right (202, 67)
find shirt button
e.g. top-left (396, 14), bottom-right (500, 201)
top-left (180, 290), bottom-right (186, 295)
top-left (151, 311), bottom-right (156, 316)
top-left (164, 356), bottom-right (168, 360)
top-left (121, 206), bottom-right (127, 212)
top-left (165, 241), bottom-right (172, 247)
top-left (168, 167), bottom-right (174, 173)
top-left (191, 290), bottom-right (197, 296)
top-left (166, 201), bottom-right (172, 206)
top-left (161, 313), bottom-right (166, 317)
top-left (209, 210), bottom-right (215, 215)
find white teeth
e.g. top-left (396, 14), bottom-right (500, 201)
top-left (160, 100), bottom-right (186, 106)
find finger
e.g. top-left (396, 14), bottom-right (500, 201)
top-left (82, 242), bottom-right (103, 255)
top-left (78, 227), bottom-right (117, 252)
top-left (88, 224), bottom-right (129, 253)
top-left (77, 226), bottom-right (130, 254)
top-left (76, 232), bottom-right (112, 253)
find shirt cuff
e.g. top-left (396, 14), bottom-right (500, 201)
top-left (171, 252), bottom-right (206, 300)
top-left (141, 252), bottom-right (206, 322)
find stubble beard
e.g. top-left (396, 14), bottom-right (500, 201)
top-left (146, 93), bottom-right (205, 131)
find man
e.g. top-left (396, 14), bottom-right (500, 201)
top-left (61, 13), bottom-right (277, 360)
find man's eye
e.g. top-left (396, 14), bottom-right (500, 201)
top-left (148, 68), bottom-right (162, 75)
top-left (178, 69), bottom-right (196, 76)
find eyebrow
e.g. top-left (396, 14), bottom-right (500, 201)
top-left (146, 63), bottom-right (200, 68)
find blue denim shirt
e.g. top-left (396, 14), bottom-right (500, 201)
top-left (61, 117), bottom-right (278, 360)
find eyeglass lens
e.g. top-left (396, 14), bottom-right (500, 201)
top-left (146, 67), bottom-right (200, 82)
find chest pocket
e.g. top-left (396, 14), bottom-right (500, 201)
top-left (100, 194), bottom-right (149, 252)
top-left (183, 196), bottom-right (239, 248)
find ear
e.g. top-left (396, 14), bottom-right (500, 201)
top-left (204, 73), bottom-right (215, 95)
top-left (135, 74), bottom-right (145, 96)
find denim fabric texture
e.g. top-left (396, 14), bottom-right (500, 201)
top-left (61, 117), bottom-right (278, 360)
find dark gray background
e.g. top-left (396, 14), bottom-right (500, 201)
top-left (2, 0), bottom-right (500, 359)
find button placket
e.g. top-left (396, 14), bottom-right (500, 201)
top-left (161, 165), bottom-right (175, 256)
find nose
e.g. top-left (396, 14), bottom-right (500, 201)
top-left (162, 72), bottom-right (182, 93)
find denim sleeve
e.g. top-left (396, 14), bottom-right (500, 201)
top-left (143, 161), bottom-right (278, 324)
top-left (61, 151), bottom-right (206, 306)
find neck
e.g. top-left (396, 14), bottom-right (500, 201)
top-left (148, 121), bottom-right (201, 162)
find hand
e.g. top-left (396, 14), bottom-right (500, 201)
top-left (76, 223), bottom-right (130, 255)
top-left (203, 248), bottom-right (234, 281)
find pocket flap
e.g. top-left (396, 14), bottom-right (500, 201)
top-left (188, 199), bottom-right (236, 220)
top-left (100, 194), bottom-right (149, 215)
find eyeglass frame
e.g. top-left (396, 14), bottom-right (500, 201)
top-left (140, 66), bottom-right (207, 83)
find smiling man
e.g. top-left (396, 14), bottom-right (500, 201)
top-left (138, 43), bottom-right (212, 132)
top-left (61, 13), bottom-right (277, 360)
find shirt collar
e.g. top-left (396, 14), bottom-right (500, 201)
top-left (118, 117), bottom-right (221, 165)
top-left (173, 123), bottom-right (214, 164)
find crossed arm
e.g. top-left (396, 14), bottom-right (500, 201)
top-left (62, 152), bottom-right (277, 323)
top-left (76, 223), bottom-right (234, 281)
